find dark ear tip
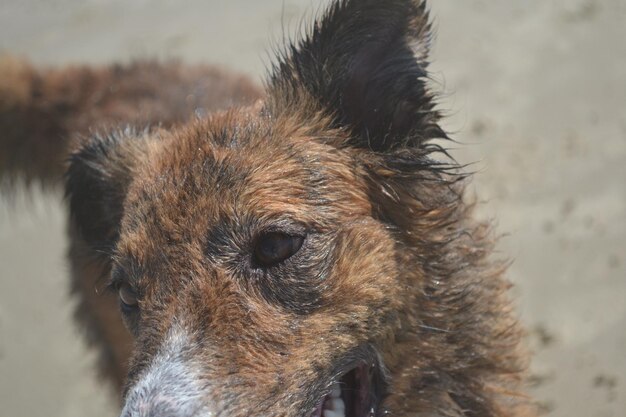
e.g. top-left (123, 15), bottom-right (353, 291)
top-left (268, 0), bottom-right (441, 153)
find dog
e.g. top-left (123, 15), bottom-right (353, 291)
top-left (0, 1), bottom-right (534, 416)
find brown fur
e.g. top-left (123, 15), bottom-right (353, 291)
top-left (0, 55), bottom-right (261, 188)
top-left (0, 1), bottom-right (535, 416)
top-left (0, 55), bottom-right (261, 389)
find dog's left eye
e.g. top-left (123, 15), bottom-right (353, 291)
top-left (253, 232), bottom-right (304, 267)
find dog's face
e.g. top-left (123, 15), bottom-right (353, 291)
top-left (109, 113), bottom-right (403, 417)
top-left (66, 1), bottom-right (522, 416)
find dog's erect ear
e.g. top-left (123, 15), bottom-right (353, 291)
top-left (267, 0), bottom-right (443, 151)
top-left (66, 129), bottom-right (152, 254)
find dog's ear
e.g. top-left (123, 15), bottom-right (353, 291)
top-left (66, 129), bottom-right (152, 254)
top-left (267, 0), bottom-right (443, 151)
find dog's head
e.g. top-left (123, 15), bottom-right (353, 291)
top-left (67, 1), bottom-right (524, 416)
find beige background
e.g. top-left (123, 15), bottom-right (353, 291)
top-left (1, 1), bottom-right (625, 416)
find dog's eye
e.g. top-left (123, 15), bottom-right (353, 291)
top-left (253, 232), bottom-right (304, 267)
top-left (118, 283), bottom-right (139, 310)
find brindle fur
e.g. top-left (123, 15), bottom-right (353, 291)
top-left (0, 1), bottom-right (534, 416)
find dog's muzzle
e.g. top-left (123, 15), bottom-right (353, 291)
top-left (120, 328), bottom-right (214, 417)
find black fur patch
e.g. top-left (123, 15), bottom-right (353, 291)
top-left (65, 129), bottom-right (148, 253)
top-left (269, 0), bottom-right (445, 152)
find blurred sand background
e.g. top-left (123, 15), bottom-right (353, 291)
top-left (0, 0), bottom-right (625, 416)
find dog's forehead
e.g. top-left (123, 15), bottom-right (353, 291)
top-left (129, 116), bottom-right (330, 213)
top-left (116, 112), bottom-right (371, 259)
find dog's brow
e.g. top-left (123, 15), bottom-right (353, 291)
top-left (111, 255), bottom-right (145, 282)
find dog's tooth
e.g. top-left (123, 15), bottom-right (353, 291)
top-left (330, 397), bottom-right (345, 411)
top-left (323, 410), bottom-right (344, 417)
top-left (330, 383), bottom-right (341, 398)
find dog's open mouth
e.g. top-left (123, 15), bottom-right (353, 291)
top-left (310, 363), bottom-right (378, 417)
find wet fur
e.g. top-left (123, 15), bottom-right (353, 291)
top-left (0, 1), bottom-right (534, 416)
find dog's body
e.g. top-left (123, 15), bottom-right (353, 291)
top-left (0, 1), bottom-right (534, 416)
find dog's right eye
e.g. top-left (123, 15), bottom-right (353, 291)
top-left (253, 232), bottom-right (305, 267)
top-left (118, 283), bottom-right (139, 311)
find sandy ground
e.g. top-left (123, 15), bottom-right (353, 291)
top-left (0, 1), bottom-right (625, 416)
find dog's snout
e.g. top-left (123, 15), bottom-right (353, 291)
top-left (121, 328), bottom-right (212, 417)
top-left (121, 369), bottom-right (208, 417)
top-left (121, 395), bottom-right (196, 417)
